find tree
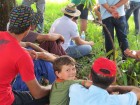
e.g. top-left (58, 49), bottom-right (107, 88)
top-left (0, 0), bottom-right (16, 31)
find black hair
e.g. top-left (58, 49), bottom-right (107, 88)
top-left (8, 26), bottom-right (29, 34)
top-left (64, 13), bottom-right (73, 18)
top-left (91, 69), bottom-right (115, 89)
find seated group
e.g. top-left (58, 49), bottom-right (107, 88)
top-left (1, 3), bottom-right (140, 105)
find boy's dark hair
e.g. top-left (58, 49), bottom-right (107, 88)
top-left (53, 55), bottom-right (76, 73)
top-left (91, 69), bottom-right (115, 89)
top-left (8, 5), bottom-right (34, 34)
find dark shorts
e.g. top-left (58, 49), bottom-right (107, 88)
top-left (12, 90), bottom-right (49, 105)
top-left (77, 4), bottom-right (88, 20)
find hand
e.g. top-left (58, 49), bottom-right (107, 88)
top-left (26, 49), bottom-right (38, 59)
top-left (84, 80), bottom-right (93, 88)
top-left (37, 52), bottom-right (57, 62)
top-left (49, 33), bottom-right (65, 43)
top-left (88, 41), bottom-right (94, 46)
top-left (112, 11), bottom-right (120, 19)
top-left (110, 6), bottom-right (120, 19)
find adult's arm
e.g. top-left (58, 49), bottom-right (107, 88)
top-left (73, 37), bottom-right (94, 46)
top-left (20, 42), bottom-right (46, 52)
top-left (36, 33), bottom-right (64, 43)
top-left (114, 0), bottom-right (128, 8)
top-left (107, 85), bottom-right (140, 100)
top-left (25, 78), bottom-right (51, 99)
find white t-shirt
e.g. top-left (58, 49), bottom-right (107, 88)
top-left (49, 16), bottom-right (79, 50)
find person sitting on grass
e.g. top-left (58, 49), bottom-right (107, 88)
top-left (0, 5), bottom-right (51, 105)
top-left (69, 57), bottom-right (140, 105)
top-left (7, 11), bottom-right (66, 56)
top-left (49, 55), bottom-right (92, 105)
top-left (49, 3), bottom-right (94, 58)
top-left (12, 41), bottom-right (57, 91)
top-left (22, 12), bottom-right (66, 56)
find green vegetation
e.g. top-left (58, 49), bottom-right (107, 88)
top-left (17, 0), bottom-right (140, 86)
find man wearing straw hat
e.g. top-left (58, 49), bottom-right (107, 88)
top-left (49, 3), bottom-right (94, 59)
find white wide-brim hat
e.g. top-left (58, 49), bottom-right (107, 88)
top-left (61, 3), bottom-right (81, 17)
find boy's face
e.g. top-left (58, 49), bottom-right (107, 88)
top-left (56, 64), bottom-right (76, 80)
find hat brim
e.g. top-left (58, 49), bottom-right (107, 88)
top-left (61, 8), bottom-right (81, 17)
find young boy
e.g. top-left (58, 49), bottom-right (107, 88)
top-left (50, 55), bottom-right (92, 105)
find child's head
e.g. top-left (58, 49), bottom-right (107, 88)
top-left (91, 57), bottom-right (117, 89)
top-left (53, 55), bottom-right (76, 80)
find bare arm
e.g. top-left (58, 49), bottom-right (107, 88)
top-left (107, 85), bottom-right (140, 100)
top-left (25, 78), bottom-right (51, 99)
top-left (36, 33), bottom-right (64, 43)
top-left (73, 37), bottom-right (94, 46)
top-left (114, 0), bottom-right (128, 8)
top-left (20, 42), bottom-right (46, 52)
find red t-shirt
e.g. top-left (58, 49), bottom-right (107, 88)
top-left (0, 31), bottom-right (35, 105)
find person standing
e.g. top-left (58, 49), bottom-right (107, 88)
top-left (98, 0), bottom-right (129, 60)
top-left (125, 0), bottom-right (140, 35)
top-left (71, 0), bottom-right (88, 33)
top-left (22, 0), bottom-right (45, 33)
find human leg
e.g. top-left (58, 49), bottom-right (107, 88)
top-left (114, 16), bottom-right (129, 59)
top-left (77, 4), bottom-right (88, 33)
top-left (39, 41), bottom-right (66, 56)
top-left (36, 0), bottom-right (45, 33)
top-left (22, 0), bottom-right (34, 6)
top-left (102, 17), bottom-right (115, 58)
top-left (12, 59), bottom-right (55, 91)
top-left (133, 2), bottom-right (140, 34)
top-left (65, 45), bottom-right (92, 58)
top-left (12, 90), bottom-right (49, 105)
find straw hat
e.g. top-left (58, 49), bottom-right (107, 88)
top-left (61, 3), bottom-right (81, 17)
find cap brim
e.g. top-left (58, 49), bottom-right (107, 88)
top-left (61, 8), bottom-right (81, 17)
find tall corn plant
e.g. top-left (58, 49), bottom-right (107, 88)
top-left (84, 0), bottom-right (116, 61)
top-left (0, 0), bottom-right (16, 31)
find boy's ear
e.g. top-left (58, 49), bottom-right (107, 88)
top-left (55, 71), bottom-right (61, 78)
top-left (88, 73), bottom-right (92, 81)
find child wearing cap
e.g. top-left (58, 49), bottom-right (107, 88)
top-left (69, 57), bottom-right (140, 105)
top-left (50, 55), bottom-right (92, 105)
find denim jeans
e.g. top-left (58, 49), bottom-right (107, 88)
top-left (66, 45), bottom-right (92, 58)
top-left (125, 1), bottom-right (140, 32)
top-left (102, 16), bottom-right (129, 59)
top-left (22, 0), bottom-right (45, 33)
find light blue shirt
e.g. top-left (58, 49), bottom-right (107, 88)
top-left (98, 0), bottom-right (125, 19)
top-left (130, 0), bottom-right (140, 2)
top-left (69, 84), bottom-right (137, 105)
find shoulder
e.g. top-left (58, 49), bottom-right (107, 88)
top-left (70, 84), bottom-right (85, 93)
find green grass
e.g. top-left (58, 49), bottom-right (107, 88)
top-left (16, 0), bottom-right (140, 86)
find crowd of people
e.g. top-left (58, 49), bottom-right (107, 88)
top-left (0, 0), bottom-right (140, 105)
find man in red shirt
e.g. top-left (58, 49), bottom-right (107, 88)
top-left (0, 5), bottom-right (50, 105)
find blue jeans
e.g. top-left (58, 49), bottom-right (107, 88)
top-left (102, 16), bottom-right (129, 59)
top-left (125, 1), bottom-right (140, 32)
top-left (66, 45), bottom-right (92, 58)
top-left (22, 0), bottom-right (45, 33)
top-left (12, 60), bottom-right (56, 91)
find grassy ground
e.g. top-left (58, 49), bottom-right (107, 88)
top-left (16, 0), bottom-right (140, 85)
